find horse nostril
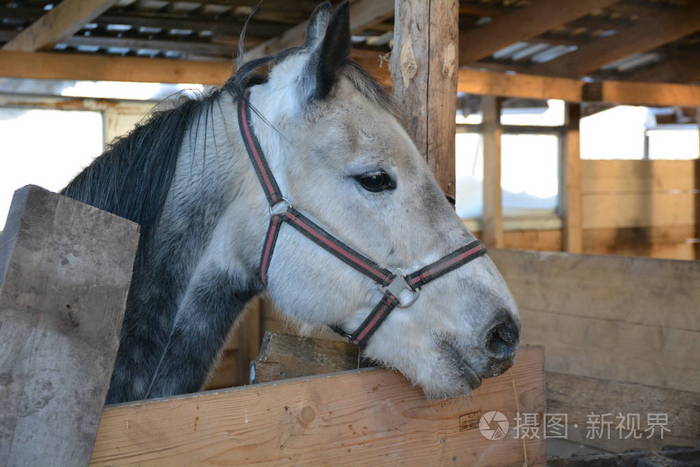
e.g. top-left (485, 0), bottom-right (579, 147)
top-left (485, 313), bottom-right (519, 357)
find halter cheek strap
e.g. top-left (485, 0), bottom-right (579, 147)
top-left (238, 89), bottom-right (487, 348)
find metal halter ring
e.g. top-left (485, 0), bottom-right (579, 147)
top-left (383, 271), bottom-right (421, 308)
top-left (268, 197), bottom-right (291, 217)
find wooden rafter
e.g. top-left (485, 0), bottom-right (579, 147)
top-left (243, 0), bottom-right (393, 61)
top-left (628, 51), bottom-right (700, 83)
top-left (2, 0), bottom-right (118, 52)
top-left (536, 2), bottom-right (700, 77)
top-left (459, 0), bottom-right (619, 66)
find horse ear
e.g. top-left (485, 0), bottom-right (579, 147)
top-left (306, 2), bottom-right (351, 100)
top-left (303, 1), bottom-right (333, 48)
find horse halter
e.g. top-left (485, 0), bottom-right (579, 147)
top-left (237, 89), bottom-right (487, 348)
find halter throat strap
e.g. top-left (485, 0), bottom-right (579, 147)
top-left (237, 89), bottom-right (487, 348)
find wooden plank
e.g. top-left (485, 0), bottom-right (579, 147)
top-left (628, 52), bottom-right (700, 84)
top-left (563, 103), bottom-right (582, 253)
top-left (457, 68), bottom-right (583, 101)
top-left (482, 95), bottom-right (504, 248)
top-left (537, 2), bottom-right (700, 77)
top-left (244, 0), bottom-right (393, 61)
top-left (586, 79), bottom-right (700, 107)
top-left (251, 332), bottom-right (360, 383)
top-left (582, 160), bottom-right (698, 194)
top-left (0, 50), bottom-right (232, 85)
top-left (489, 249), bottom-right (700, 391)
top-left (547, 372), bottom-right (700, 452)
top-left (3, 0), bottom-right (118, 52)
top-left (0, 185), bottom-right (139, 466)
top-left (91, 347), bottom-right (545, 466)
top-left (458, 0), bottom-right (618, 65)
top-left (391, 0), bottom-right (459, 198)
top-left (582, 191), bottom-right (697, 228)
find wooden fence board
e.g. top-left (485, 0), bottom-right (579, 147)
top-left (91, 347), bottom-right (545, 466)
top-left (0, 185), bottom-right (139, 467)
top-left (547, 372), bottom-right (700, 452)
top-left (581, 160), bottom-right (697, 194)
top-left (490, 249), bottom-right (700, 391)
top-left (582, 192), bottom-right (696, 229)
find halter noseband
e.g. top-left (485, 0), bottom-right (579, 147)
top-left (237, 89), bottom-right (487, 348)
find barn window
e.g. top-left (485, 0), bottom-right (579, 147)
top-left (455, 97), bottom-right (564, 229)
top-left (581, 105), bottom-right (700, 160)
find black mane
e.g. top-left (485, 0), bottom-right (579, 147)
top-left (61, 91), bottom-right (222, 236)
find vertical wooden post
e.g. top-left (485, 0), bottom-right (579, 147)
top-left (564, 103), bottom-right (583, 253)
top-left (0, 185), bottom-right (139, 467)
top-left (390, 0), bottom-right (459, 199)
top-left (482, 95), bottom-right (504, 248)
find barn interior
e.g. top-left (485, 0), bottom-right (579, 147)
top-left (1, 0), bottom-right (698, 465)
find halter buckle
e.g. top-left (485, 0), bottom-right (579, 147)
top-left (383, 271), bottom-right (420, 308)
top-left (269, 197), bottom-right (291, 217)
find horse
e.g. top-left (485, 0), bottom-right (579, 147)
top-left (62, 1), bottom-right (520, 404)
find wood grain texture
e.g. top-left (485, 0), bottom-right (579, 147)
top-left (459, 0), bottom-right (618, 65)
top-left (251, 332), bottom-right (360, 384)
top-left (0, 185), bottom-right (139, 467)
top-left (0, 50), bottom-right (233, 84)
top-left (563, 103), bottom-right (582, 253)
top-left (490, 249), bottom-right (700, 391)
top-left (2, 0), bottom-right (118, 51)
top-left (582, 160), bottom-right (698, 194)
top-left (547, 371), bottom-right (700, 452)
top-left (391, 0), bottom-right (459, 197)
top-left (91, 347), bottom-right (545, 466)
top-left (482, 95), bottom-right (504, 248)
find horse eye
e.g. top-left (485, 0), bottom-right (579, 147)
top-left (354, 170), bottom-right (396, 192)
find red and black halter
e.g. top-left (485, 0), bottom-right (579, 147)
top-left (238, 89), bottom-right (487, 348)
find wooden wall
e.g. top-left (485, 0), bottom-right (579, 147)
top-left (496, 159), bottom-right (699, 260)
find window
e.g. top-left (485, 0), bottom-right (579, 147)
top-left (581, 105), bottom-right (699, 160)
top-left (455, 97), bottom-right (564, 225)
top-left (0, 108), bottom-right (104, 229)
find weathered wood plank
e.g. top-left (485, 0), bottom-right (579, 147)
top-left (482, 95), bottom-right (504, 247)
top-left (547, 371), bottom-right (700, 453)
top-left (582, 191), bottom-right (697, 228)
top-left (490, 249), bottom-right (700, 391)
top-left (91, 347), bottom-right (545, 466)
top-left (251, 332), bottom-right (360, 384)
top-left (0, 185), bottom-right (139, 467)
top-left (582, 160), bottom-right (698, 194)
top-left (391, 0), bottom-right (459, 198)
top-left (2, 0), bottom-right (118, 52)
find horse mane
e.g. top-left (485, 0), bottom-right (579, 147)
top-left (61, 90), bottom-right (223, 237)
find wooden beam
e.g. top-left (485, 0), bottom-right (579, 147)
top-left (391, 0), bottom-right (459, 198)
top-left (244, 0), bottom-right (393, 61)
top-left (563, 103), bottom-right (583, 253)
top-left (91, 347), bottom-right (545, 466)
top-left (481, 96), bottom-right (504, 248)
top-left (459, 0), bottom-right (618, 66)
top-left (0, 50), bottom-right (232, 85)
top-left (2, 0), bottom-right (118, 52)
top-left (458, 68), bottom-right (583, 101)
top-left (584, 79), bottom-right (700, 107)
top-left (628, 52), bottom-right (700, 83)
top-left (537, 2), bottom-right (700, 77)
